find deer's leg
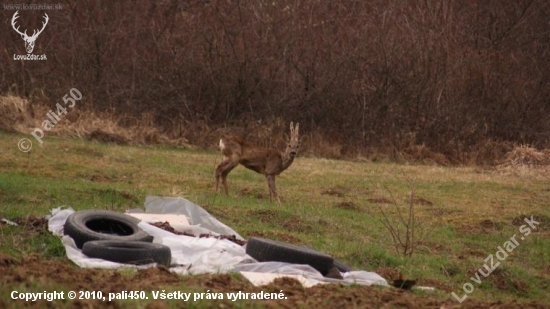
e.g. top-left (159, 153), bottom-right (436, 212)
top-left (266, 175), bottom-right (281, 204)
top-left (216, 158), bottom-right (239, 195)
top-left (215, 159), bottom-right (226, 193)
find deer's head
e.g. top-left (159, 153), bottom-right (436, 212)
top-left (11, 11), bottom-right (49, 54)
top-left (286, 122), bottom-right (300, 158)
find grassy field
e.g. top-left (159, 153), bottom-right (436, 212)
top-left (0, 131), bottom-right (549, 308)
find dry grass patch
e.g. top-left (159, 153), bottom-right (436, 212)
top-left (0, 95), bottom-right (191, 148)
top-left (499, 146), bottom-right (550, 168)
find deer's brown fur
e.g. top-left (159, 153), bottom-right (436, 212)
top-left (215, 122), bottom-right (300, 204)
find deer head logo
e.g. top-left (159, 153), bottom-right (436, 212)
top-left (11, 11), bottom-right (49, 54)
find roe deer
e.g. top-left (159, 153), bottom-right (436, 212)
top-left (215, 122), bottom-right (300, 204)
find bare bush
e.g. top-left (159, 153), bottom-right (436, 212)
top-left (377, 180), bottom-right (438, 257)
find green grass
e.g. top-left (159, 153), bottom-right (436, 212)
top-left (1, 130), bottom-right (549, 307)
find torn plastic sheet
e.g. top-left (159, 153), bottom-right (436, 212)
top-left (138, 196), bottom-right (244, 239)
top-left (1, 218), bottom-right (18, 226)
top-left (48, 196), bottom-right (388, 287)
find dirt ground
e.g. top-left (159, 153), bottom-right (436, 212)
top-left (1, 218), bottom-right (549, 309)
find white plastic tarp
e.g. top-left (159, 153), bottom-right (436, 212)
top-left (47, 196), bottom-right (388, 287)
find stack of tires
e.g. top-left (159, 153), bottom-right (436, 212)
top-left (64, 210), bottom-right (171, 267)
top-left (63, 210), bottom-right (352, 276)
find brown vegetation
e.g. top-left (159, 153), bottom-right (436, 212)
top-left (1, 1), bottom-right (549, 163)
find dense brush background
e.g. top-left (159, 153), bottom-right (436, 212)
top-left (1, 0), bottom-right (549, 164)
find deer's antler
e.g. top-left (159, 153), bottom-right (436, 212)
top-left (29, 13), bottom-right (49, 39)
top-left (11, 11), bottom-right (27, 37)
top-left (11, 11), bottom-right (49, 40)
top-left (290, 122), bottom-right (299, 141)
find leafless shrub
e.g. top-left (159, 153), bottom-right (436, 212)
top-left (377, 179), bottom-right (439, 257)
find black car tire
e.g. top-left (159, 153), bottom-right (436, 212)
top-left (332, 259), bottom-right (354, 273)
top-left (246, 237), bottom-right (334, 276)
top-left (82, 240), bottom-right (171, 267)
top-left (64, 210), bottom-right (153, 249)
